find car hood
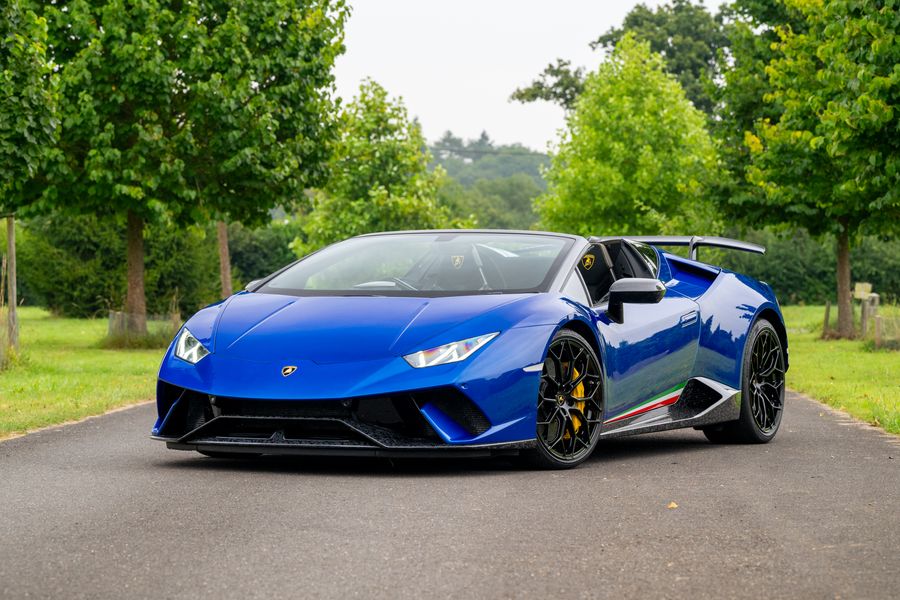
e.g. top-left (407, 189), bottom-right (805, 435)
top-left (211, 292), bottom-right (533, 364)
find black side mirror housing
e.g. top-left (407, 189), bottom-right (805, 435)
top-left (608, 278), bottom-right (666, 324)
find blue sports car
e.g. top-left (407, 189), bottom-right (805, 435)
top-left (152, 230), bottom-right (788, 468)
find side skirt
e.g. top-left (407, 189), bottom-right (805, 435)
top-left (599, 377), bottom-right (741, 440)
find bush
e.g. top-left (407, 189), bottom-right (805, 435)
top-left (13, 214), bottom-right (219, 318)
top-left (711, 228), bottom-right (900, 304)
top-left (227, 220), bottom-right (302, 284)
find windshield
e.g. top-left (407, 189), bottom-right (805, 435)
top-left (259, 232), bottom-right (574, 297)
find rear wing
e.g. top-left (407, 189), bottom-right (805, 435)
top-left (588, 235), bottom-right (765, 261)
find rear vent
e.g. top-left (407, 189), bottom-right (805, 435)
top-left (679, 379), bottom-right (723, 411)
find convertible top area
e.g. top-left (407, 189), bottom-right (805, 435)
top-left (589, 235), bottom-right (766, 261)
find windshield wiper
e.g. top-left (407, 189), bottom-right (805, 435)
top-left (390, 277), bottom-right (418, 291)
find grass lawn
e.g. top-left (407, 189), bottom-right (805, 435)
top-left (0, 307), bottom-right (165, 439)
top-left (781, 305), bottom-right (900, 435)
top-left (1, 305), bottom-right (897, 440)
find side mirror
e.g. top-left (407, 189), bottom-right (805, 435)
top-left (608, 278), bottom-right (666, 324)
top-left (245, 279), bottom-right (262, 292)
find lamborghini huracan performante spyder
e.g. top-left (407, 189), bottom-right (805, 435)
top-left (152, 230), bottom-right (788, 469)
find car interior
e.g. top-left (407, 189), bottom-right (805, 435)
top-left (408, 242), bottom-right (561, 292)
top-left (577, 240), bottom-right (655, 305)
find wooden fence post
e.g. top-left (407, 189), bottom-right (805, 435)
top-left (861, 298), bottom-right (870, 337)
top-left (874, 315), bottom-right (883, 349)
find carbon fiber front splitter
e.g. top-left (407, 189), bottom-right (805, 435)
top-left (158, 436), bottom-right (536, 458)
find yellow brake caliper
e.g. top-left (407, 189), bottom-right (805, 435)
top-left (563, 366), bottom-right (587, 439)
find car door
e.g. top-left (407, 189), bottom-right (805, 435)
top-left (588, 242), bottom-right (701, 423)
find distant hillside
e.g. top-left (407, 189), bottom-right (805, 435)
top-left (430, 131), bottom-right (548, 230)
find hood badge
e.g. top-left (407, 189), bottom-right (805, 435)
top-left (451, 255), bottom-right (465, 269)
top-left (281, 365), bottom-right (298, 377)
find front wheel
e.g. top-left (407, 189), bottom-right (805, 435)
top-left (703, 318), bottom-right (785, 444)
top-left (522, 329), bottom-right (604, 469)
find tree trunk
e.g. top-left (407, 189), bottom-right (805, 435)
top-left (124, 210), bottom-right (147, 335)
top-left (6, 215), bottom-right (18, 352)
top-left (216, 220), bottom-right (233, 298)
top-left (835, 226), bottom-right (854, 339)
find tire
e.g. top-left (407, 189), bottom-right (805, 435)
top-left (702, 318), bottom-right (786, 444)
top-left (522, 329), bottom-right (604, 469)
top-left (198, 450), bottom-right (262, 459)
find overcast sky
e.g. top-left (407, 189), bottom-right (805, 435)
top-left (334, 0), bottom-right (726, 152)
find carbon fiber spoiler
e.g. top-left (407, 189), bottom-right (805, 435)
top-left (588, 235), bottom-right (765, 261)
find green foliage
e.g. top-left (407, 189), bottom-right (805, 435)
top-left (713, 0), bottom-right (805, 209)
top-left (298, 80), bottom-right (454, 253)
top-left (14, 215), bottom-right (219, 318)
top-left (180, 1), bottom-right (348, 225)
top-left (41, 0), bottom-right (348, 226)
top-left (738, 0), bottom-right (900, 237)
top-left (430, 131), bottom-right (548, 188)
top-left (594, 0), bottom-right (728, 115)
top-left (429, 131), bottom-right (546, 230)
top-left (538, 35), bottom-right (719, 237)
top-left (438, 174), bottom-right (541, 230)
top-left (711, 228), bottom-right (900, 304)
top-left (0, 0), bottom-right (58, 206)
top-left (513, 1), bottom-right (726, 114)
top-left (510, 59), bottom-right (585, 110)
top-left (228, 220), bottom-right (303, 282)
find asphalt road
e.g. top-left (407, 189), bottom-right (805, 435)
top-left (1, 391), bottom-right (898, 600)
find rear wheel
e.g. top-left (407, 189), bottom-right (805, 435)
top-left (523, 329), bottom-right (603, 469)
top-left (703, 319), bottom-right (785, 444)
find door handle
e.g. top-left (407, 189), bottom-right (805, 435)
top-left (679, 310), bottom-right (699, 327)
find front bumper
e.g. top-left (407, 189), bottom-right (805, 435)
top-left (151, 382), bottom-right (536, 455)
top-left (162, 440), bottom-right (535, 458)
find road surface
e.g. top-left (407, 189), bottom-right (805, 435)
top-left (1, 391), bottom-right (898, 599)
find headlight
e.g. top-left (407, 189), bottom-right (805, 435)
top-left (403, 333), bottom-right (498, 368)
top-left (174, 328), bottom-right (210, 364)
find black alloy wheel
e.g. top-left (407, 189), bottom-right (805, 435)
top-left (526, 329), bottom-right (603, 469)
top-left (703, 319), bottom-right (786, 444)
top-left (747, 326), bottom-right (786, 434)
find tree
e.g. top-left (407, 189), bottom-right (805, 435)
top-left (438, 174), bottom-right (542, 230)
top-left (510, 59), bottom-right (585, 110)
top-left (512, 1), bottom-right (726, 115)
top-left (740, 0), bottom-right (900, 338)
top-left (298, 80), bottom-right (454, 252)
top-left (0, 0), bottom-right (58, 355)
top-left (42, 0), bottom-right (347, 333)
top-left (179, 1), bottom-right (347, 298)
top-left (430, 130), bottom-right (548, 188)
top-left (712, 0), bottom-right (806, 209)
top-left (15, 214), bottom-right (219, 318)
top-left (538, 34), bottom-right (718, 237)
top-left (594, 0), bottom-right (728, 115)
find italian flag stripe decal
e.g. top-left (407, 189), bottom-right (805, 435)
top-left (604, 383), bottom-right (686, 424)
